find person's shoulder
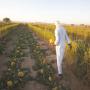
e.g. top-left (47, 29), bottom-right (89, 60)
top-left (55, 28), bottom-right (60, 31)
top-left (61, 26), bottom-right (65, 30)
top-left (62, 27), bottom-right (66, 32)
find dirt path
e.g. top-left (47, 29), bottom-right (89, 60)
top-left (20, 27), bottom-right (48, 90)
top-left (21, 44), bottom-right (48, 90)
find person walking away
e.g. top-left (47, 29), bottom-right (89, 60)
top-left (54, 21), bottom-right (72, 79)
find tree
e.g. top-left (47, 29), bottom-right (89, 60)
top-left (3, 17), bottom-right (11, 23)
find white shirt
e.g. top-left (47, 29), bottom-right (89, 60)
top-left (55, 26), bottom-right (70, 46)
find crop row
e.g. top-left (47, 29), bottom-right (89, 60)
top-left (0, 24), bottom-right (31, 90)
top-left (0, 23), bottom-right (19, 38)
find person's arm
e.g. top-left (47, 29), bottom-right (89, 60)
top-left (65, 30), bottom-right (72, 49)
top-left (54, 30), bottom-right (60, 46)
top-left (65, 30), bottom-right (70, 44)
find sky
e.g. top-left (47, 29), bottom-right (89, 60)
top-left (0, 0), bottom-right (90, 24)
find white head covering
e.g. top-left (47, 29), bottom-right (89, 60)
top-left (55, 21), bottom-right (62, 29)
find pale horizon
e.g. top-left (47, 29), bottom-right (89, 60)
top-left (0, 0), bottom-right (90, 25)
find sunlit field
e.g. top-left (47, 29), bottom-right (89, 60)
top-left (0, 21), bottom-right (90, 90)
top-left (28, 22), bottom-right (90, 87)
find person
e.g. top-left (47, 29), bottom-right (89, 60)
top-left (54, 21), bottom-right (72, 79)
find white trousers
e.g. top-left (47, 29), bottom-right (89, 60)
top-left (56, 45), bottom-right (65, 74)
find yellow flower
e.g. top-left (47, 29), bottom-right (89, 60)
top-left (40, 69), bottom-right (44, 74)
top-left (7, 80), bottom-right (13, 87)
top-left (16, 50), bottom-right (20, 53)
top-left (52, 87), bottom-right (58, 90)
top-left (13, 58), bottom-right (17, 61)
top-left (42, 59), bottom-right (47, 64)
top-left (18, 71), bottom-right (25, 78)
top-left (49, 39), bottom-right (54, 44)
top-left (11, 62), bottom-right (16, 66)
top-left (49, 76), bottom-right (52, 81)
top-left (36, 45), bottom-right (39, 48)
top-left (8, 68), bottom-right (11, 71)
top-left (17, 47), bottom-right (20, 49)
top-left (20, 52), bottom-right (23, 55)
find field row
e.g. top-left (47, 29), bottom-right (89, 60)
top-left (0, 23), bottom-right (19, 38)
top-left (30, 23), bottom-right (90, 41)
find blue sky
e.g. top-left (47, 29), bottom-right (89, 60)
top-left (0, 0), bottom-right (90, 24)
